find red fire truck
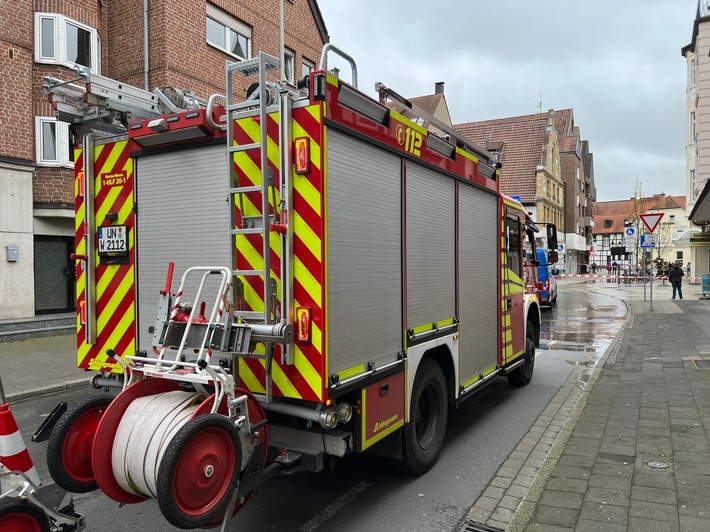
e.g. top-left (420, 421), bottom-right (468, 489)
top-left (43, 45), bottom-right (557, 529)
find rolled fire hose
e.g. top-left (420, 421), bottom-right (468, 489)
top-left (111, 390), bottom-right (203, 498)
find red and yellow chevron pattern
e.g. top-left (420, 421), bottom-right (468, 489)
top-left (75, 140), bottom-right (136, 372)
top-left (232, 104), bottom-right (326, 401)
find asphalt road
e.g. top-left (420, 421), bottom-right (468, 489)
top-left (9, 284), bottom-right (625, 531)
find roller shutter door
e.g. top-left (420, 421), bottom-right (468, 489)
top-left (326, 130), bottom-right (403, 374)
top-left (458, 185), bottom-right (499, 383)
top-left (134, 144), bottom-right (229, 353)
top-left (405, 161), bottom-right (456, 329)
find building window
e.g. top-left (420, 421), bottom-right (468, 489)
top-left (206, 4), bottom-right (251, 60)
top-left (669, 215), bottom-right (675, 221)
top-left (34, 13), bottom-right (101, 73)
top-left (302, 58), bottom-right (315, 80)
top-left (691, 58), bottom-right (696, 86)
top-left (691, 111), bottom-right (696, 143)
top-left (691, 169), bottom-right (696, 198)
top-left (676, 251), bottom-right (683, 261)
top-left (283, 48), bottom-right (295, 83)
top-left (35, 117), bottom-right (74, 168)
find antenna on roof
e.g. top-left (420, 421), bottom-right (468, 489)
top-left (535, 84), bottom-right (549, 114)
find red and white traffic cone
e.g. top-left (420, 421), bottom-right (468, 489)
top-left (0, 402), bottom-right (40, 486)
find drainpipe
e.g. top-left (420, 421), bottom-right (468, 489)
top-left (279, 0), bottom-right (285, 82)
top-left (143, 0), bottom-right (149, 90)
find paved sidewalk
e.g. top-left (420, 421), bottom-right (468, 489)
top-left (2, 280), bottom-right (710, 532)
top-left (506, 282), bottom-right (710, 531)
top-left (0, 334), bottom-right (88, 402)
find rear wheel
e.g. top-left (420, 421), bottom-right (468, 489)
top-left (0, 498), bottom-right (51, 532)
top-left (47, 394), bottom-right (113, 493)
top-left (157, 414), bottom-right (241, 529)
top-left (508, 321), bottom-right (535, 387)
top-left (401, 359), bottom-right (448, 475)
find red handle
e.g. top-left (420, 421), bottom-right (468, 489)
top-left (160, 262), bottom-right (175, 295)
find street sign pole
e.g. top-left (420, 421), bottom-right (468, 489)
top-left (640, 213), bottom-right (663, 312)
top-left (643, 241), bottom-right (647, 301)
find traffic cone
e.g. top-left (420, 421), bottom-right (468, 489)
top-left (0, 402), bottom-right (40, 486)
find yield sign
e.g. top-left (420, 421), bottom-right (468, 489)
top-left (640, 213), bottom-right (664, 233)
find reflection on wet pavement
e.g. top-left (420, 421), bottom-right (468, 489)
top-left (538, 284), bottom-right (628, 388)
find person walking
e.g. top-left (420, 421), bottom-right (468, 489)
top-left (686, 261), bottom-right (691, 279)
top-left (668, 263), bottom-right (684, 300)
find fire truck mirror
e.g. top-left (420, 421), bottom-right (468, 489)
top-left (546, 224), bottom-right (558, 250)
top-left (548, 250), bottom-right (559, 264)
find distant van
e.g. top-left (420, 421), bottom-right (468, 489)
top-left (536, 248), bottom-right (557, 309)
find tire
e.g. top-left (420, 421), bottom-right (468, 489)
top-left (508, 321), bottom-right (535, 387)
top-left (47, 394), bottom-right (113, 493)
top-left (401, 359), bottom-right (448, 475)
top-left (157, 413), bottom-right (241, 530)
top-left (0, 497), bottom-right (51, 532)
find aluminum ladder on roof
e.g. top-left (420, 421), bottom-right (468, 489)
top-left (225, 51), bottom-right (295, 404)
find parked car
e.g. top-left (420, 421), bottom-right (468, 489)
top-left (536, 248), bottom-right (558, 309)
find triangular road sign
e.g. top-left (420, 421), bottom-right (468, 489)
top-left (640, 213), bottom-right (664, 233)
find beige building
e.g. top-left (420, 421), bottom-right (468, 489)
top-left (591, 194), bottom-right (688, 273)
top-left (682, 1), bottom-right (710, 280)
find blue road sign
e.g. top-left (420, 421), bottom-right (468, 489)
top-left (640, 234), bottom-right (657, 248)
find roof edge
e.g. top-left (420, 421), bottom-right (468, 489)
top-left (309, 0), bottom-right (330, 44)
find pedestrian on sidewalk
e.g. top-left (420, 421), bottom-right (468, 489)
top-left (686, 261), bottom-right (691, 278)
top-left (668, 263), bottom-right (684, 300)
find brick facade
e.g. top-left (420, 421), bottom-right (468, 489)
top-left (2, 0), bottom-right (326, 205)
top-left (0, 0), bottom-right (327, 318)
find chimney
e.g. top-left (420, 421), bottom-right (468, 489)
top-left (435, 82), bottom-right (444, 95)
top-left (546, 109), bottom-right (555, 127)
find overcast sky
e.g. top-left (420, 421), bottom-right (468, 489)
top-left (317, 0), bottom-right (696, 203)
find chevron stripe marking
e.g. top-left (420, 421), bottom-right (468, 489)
top-left (238, 360), bottom-right (265, 393)
top-left (294, 173), bottom-right (322, 217)
top-left (294, 342), bottom-right (321, 397)
top-left (293, 256), bottom-right (322, 307)
top-left (294, 211), bottom-right (321, 259)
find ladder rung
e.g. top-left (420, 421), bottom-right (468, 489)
top-left (231, 228), bottom-right (265, 236)
top-left (227, 100), bottom-right (260, 112)
top-left (229, 143), bottom-right (260, 153)
top-left (234, 311), bottom-right (266, 320)
top-left (229, 186), bottom-right (263, 194)
top-left (232, 269), bottom-right (265, 276)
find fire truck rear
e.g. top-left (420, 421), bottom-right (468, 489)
top-left (43, 45), bottom-right (558, 529)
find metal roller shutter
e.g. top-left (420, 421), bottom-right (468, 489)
top-left (134, 144), bottom-right (229, 353)
top-left (405, 161), bottom-right (456, 329)
top-left (326, 130), bottom-right (402, 374)
top-left (458, 185), bottom-right (499, 383)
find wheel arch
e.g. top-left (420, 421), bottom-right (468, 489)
top-left (405, 339), bottom-right (456, 423)
top-left (526, 302), bottom-right (541, 346)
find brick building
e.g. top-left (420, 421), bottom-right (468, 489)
top-left (0, 0), bottom-right (328, 319)
top-left (454, 109), bottom-right (596, 274)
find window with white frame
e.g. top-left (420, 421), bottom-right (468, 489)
top-left (206, 4), bottom-right (251, 60)
top-left (691, 111), bottom-right (696, 143)
top-left (283, 48), bottom-right (295, 83)
top-left (691, 169), bottom-right (696, 198)
top-left (35, 117), bottom-right (74, 168)
top-left (302, 58), bottom-right (315, 80)
top-left (35, 13), bottom-right (101, 73)
top-left (691, 58), bottom-right (696, 86)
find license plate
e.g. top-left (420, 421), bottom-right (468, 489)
top-left (98, 225), bottom-right (128, 256)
